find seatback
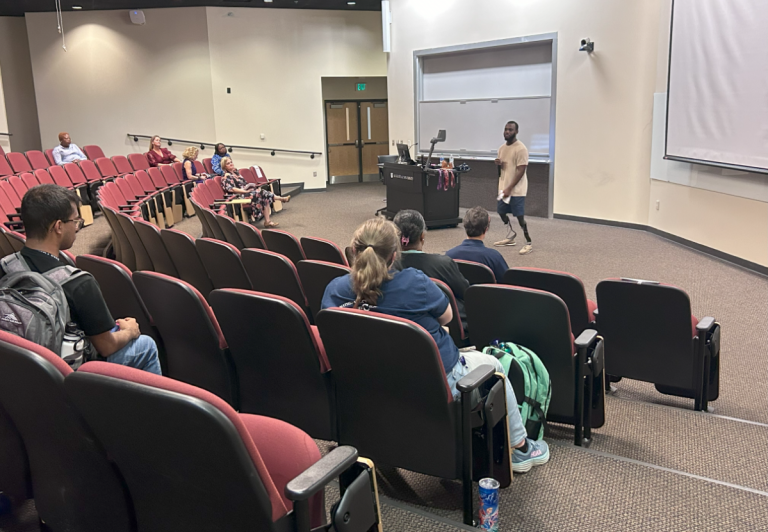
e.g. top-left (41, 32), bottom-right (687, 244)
top-left (204, 178), bottom-right (225, 201)
top-left (316, 308), bottom-right (458, 478)
top-left (115, 211), bottom-right (155, 271)
top-left (102, 207), bottom-right (136, 270)
top-left (241, 249), bottom-right (307, 309)
top-left (0, 154), bottom-right (14, 176)
top-left (160, 229), bottom-right (214, 297)
top-left (210, 289), bottom-right (335, 440)
top-left (300, 236), bottom-right (348, 266)
top-left (455, 259), bottom-right (496, 285)
top-left (172, 161), bottom-right (184, 181)
top-left (296, 260), bottom-right (350, 321)
top-left (202, 208), bottom-right (226, 240)
top-left (133, 272), bottom-right (236, 406)
top-left (0, 229), bottom-right (17, 257)
top-left (191, 200), bottom-right (214, 238)
top-left (94, 157), bottom-right (121, 179)
top-left (0, 403), bottom-right (31, 505)
top-left (125, 172), bottom-right (147, 198)
top-left (262, 229), bottom-right (306, 265)
top-left (112, 155), bottom-right (133, 175)
top-left (47, 165), bottom-right (73, 187)
top-left (214, 212), bottom-right (245, 249)
top-left (0, 180), bottom-right (21, 208)
top-left (33, 168), bottom-right (54, 185)
top-left (82, 144), bottom-right (106, 160)
top-left (63, 161), bottom-right (88, 185)
top-left (251, 165), bottom-right (270, 185)
top-left (465, 285), bottom-right (577, 424)
top-left (134, 219), bottom-right (179, 276)
top-left (196, 238), bottom-right (252, 290)
top-left (504, 267), bottom-right (592, 334)
top-left (20, 172), bottom-right (38, 189)
top-left (134, 169), bottom-right (157, 193)
top-left (44, 148), bottom-right (56, 166)
top-left (596, 279), bottom-right (695, 389)
top-left (160, 164), bottom-right (180, 186)
top-left (432, 278), bottom-right (466, 346)
top-left (239, 167), bottom-right (257, 184)
top-left (4, 230), bottom-right (25, 252)
top-left (236, 221), bottom-right (266, 249)
top-left (79, 159), bottom-right (103, 182)
top-left (25, 150), bottom-right (50, 170)
top-left (128, 152), bottom-right (150, 172)
top-left (116, 176), bottom-right (138, 202)
top-left (194, 160), bottom-right (207, 175)
top-left (203, 157), bottom-right (214, 174)
top-left (0, 331), bottom-right (133, 532)
top-left (147, 167), bottom-right (167, 189)
top-left (6, 152), bottom-right (32, 174)
top-left (8, 175), bottom-right (28, 201)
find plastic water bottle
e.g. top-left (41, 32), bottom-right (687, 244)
top-left (478, 478), bottom-right (500, 531)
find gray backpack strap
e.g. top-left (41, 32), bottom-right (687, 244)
top-left (43, 265), bottom-right (89, 287)
top-left (0, 253), bottom-right (31, 276)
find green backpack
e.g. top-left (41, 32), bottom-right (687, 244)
top-left (483, 341), bottom-right (552, 440)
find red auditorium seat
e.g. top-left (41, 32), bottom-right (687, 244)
top-left (432, 277), bottom-right (468, 348)
top-left (160, 229), bottom-right (215, 298)
top-left (262, 229), bottom-right (306, 265)
top-left (295, 260), bottom-right (350, 321)
top-left (93, 157), bottom-right (127, 180)
top-left (133, 219), bottom-right (178, 277)
top-left (82, 144), bottom-right (105, 160)
top-left (213, 212), bottom-right (245, 249)
top-left (203, 157), bottom-right (214, 174)
top-left (111, 155), bottom-right (133, 175)
top-left (33, 168), bottom-right (54, 185)
top-left (20, 172), bottom-right (39, 190)
top-left (149, 167), bottom-right (182, 222)
top-left (134, 169), bottom-right (175, 226)
top-left (195, 238), bottom-right (252, 291)
top-left (0, 154), bottom-right (15, 177)
top-left (299, 236), bottom-right (348, 266)
top-left (128, 152), bottom-right (150, 171)
top-left (25, 150), bottom-right (51, 170)
top-left (114, 211), bottom-right (154, 271)
top-left (241, 248), bottom-right (309, 311)
top-left (0, 186), bottom-right (24, 230)
top-left (6, 152), bottom-right (32, 174)
top-left (455, 259), bottom-right (496, 285)
top-left (235, 221), bottom-right (266, 249)
top-left (44, 148), bottom-right (56, 166)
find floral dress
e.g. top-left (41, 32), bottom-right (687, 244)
top-left (221, 171), bottom-right (276, 221)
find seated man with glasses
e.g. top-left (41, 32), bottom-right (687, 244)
top-left (4, 184), bottom-right (161, 374)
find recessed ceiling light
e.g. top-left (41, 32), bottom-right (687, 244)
top-left (72, 5), bottom-right (83, 9)
top-left (348, 1), bottom-right (356, 4)
top-left (264, 0), bottom-right (273, 2)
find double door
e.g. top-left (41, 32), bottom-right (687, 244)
top-left (326, 101), bottom-right (389, 183)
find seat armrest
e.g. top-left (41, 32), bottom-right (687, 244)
top-left (696, 316), bottom-right (715, 333)
top-left (126, 199), bottom-right (140, 203)
top-left (575, 329), bottom-right (598, 350)
top-left (456, 364), bottom-right (495, 394)
top-left (592, 308), bottom-right (598, 318)
top-left (285, 445), bottom-right (358, 502)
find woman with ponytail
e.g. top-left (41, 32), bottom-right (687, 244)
top-left (321, 217), bottom-right (549, 473)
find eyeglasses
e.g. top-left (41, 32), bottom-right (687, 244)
top-left (62, 217), bottom-right (84, 231)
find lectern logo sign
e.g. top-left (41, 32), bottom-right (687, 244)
top-left (390, 172), bottom-right (413, 181)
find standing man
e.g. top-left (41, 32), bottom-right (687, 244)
top-left (494, 121), bottom-right (532, 254)
top-left (52, 132), bottom-right (87, 165)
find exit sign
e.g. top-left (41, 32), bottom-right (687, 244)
top-left (356, 83), bottom-right (366, 91)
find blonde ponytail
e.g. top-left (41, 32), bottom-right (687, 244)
top-left (349, 218), bottom-right (400, 308)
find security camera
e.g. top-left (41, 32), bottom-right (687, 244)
top-left (579, 38), bottom-right (594, 53)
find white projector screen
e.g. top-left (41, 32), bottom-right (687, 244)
top-left (665, 0), bottom-right (768, 173)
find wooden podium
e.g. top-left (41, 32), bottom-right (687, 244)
top-left (379, 163), bottom-right (462, 228)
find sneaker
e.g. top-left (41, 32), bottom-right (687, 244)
top-left (519, 244), bottom-right (533, 255)
top-left (494, 238), bottom-right (516, 247)
top-left (512, 439), bottom-right (549, 473)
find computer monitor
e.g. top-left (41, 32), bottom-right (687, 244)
top-left (396, 143), bottom-right (414, 164)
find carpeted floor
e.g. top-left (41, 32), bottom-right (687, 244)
top-left (31, 182), bottom-right (767, 531)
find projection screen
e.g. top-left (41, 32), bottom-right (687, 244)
top-left (665, 0), bottom-right (768, 173)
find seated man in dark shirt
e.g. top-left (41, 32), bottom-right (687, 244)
top-left (446, 206), bottom-right (509, 283)
top-left (15, 184), bottom-right (161, 374)
top-left (393, 209), bottom-right (470, 331)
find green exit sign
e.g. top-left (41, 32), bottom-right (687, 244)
top-left (356, 83), bottom-right (366, 91)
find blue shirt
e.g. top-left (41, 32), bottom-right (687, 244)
top-left (446, 239), bottom-right (508, 283)
top-left (52, 144), bottom-right (87, 165)
top-left (321, 268), bottom-right (459, 372)
top-left (211, 153), bottom-right (231, 176)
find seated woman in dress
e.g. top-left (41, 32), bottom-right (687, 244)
top-left (321, 217), bottom-right (549, 473)
top-left (219, 157), bottom-right (290, 228)
top-left (181, 147), bottom-right (208, 181)
top-left (146, 135), bottom-right (180, 167)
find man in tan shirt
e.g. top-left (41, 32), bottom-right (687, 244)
top-left (494, 121), bottom-right (532, 254)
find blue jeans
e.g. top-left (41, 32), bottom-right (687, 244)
top-left (104, 335), bottom-right (161, 375)
top-left (446, 350), bottom-right (528, 447)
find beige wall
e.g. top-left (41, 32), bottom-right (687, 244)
top-left (0, 62), bottom-right (8, 154)
top-left (388, 0), bottom-right (663, 224)
top-left (205, 7), bottom-right (386, 189)
top-left (26, 8), bottom-right (216, 157)
top-left (322, 77), bottom-right (388, 101)
top-left (0, 17), bottom-right (41, 153)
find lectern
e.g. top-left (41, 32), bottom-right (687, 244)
top-left (379, 163), bottom-right (462, 228)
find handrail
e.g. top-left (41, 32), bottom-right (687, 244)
top-left (0, 132), bottom-right (12, 137)
top-left (127, 133), bottom-right (320, 159)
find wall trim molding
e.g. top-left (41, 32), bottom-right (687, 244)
top-left (553, 214), bottom-right (768, 277)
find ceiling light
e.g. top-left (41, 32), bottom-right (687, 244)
top-left (72, 5), bottom-right (83, 9)
top-left (264, 0), bottom-right (273, 2)
top-left (348, 1), bottom-right (356, 4)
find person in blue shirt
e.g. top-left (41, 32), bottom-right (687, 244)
top-left (52, 132), bottom-right (87, 165)
top-left (446, 206), bottom-right (509, 282)
top-left (211, 143), bottom-right (230, 176)
top-left (322, 217), bottom-right (549, 473)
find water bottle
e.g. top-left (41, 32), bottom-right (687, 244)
top-left (60, 322), bottom-right (86, 368)
top-left (478, 478), bottom-right (500, 531)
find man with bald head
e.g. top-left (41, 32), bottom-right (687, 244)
top-left (52, 132), bottom-right (87, 165)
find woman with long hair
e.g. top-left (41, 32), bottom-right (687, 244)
top-left (219, 157), bottom-right (290, 228)
top-left (181, 147), bottom-right (207, 181)
top-left (146, 135), bottom-right (179, 167)
top-left (321, 217), bottom-right (549, 473)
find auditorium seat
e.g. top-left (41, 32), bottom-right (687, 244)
top-left (102, 181), bottom-right (142, 218)
top-left (25, 150), bottom-right (51, 170)
top-left (190, 198), bottom-right (215, 238)
top-left (135, 169), bottom-right (175, 226)
top-left (210, 289), bottom-right (335, 440)
top-left (6, 152), bottom-right (32, 174)
top-left (33, 168), bottom-right (54, 186)
top-left (0, 154), bottom-right (15, 177)
top-left (149, 167), bottom-right (183, 222)
top-left (236, 221), bottom-right (266, 249)
top-left (134, 219), bottom-right (179, 276)
top-left (128, 152), bottom-right (150, 172)
top-left (196, 238), bottom-right (252, 291)
top-left (455, 259), bottom-right (496, 285)
top-left (116, 177), bottom-right (153, 223)
top-left (4, 230), bottom-right (25, 252)
top-left (203, 157), bottom-right (214, 174)
top-left (0, 331), bottom-right (134, 532)
top-left (300, 236), bottom-right (348, 266)
top-left (82, 144), bottom-right (105, 160)
top-left (251, 165), bottom-right (282, 196)
top-left (194, 160), bottom-right (207, 175)
top-left (115, 211), bottom-right (155, 271)
top-left (596, 278), bottom-right (720, 411)
top-left (239, 166), bottom-right (257, 184)
top-left (133, 271), bottom-right (237, 407)
top-left (316, 307), bottom-right (511, 526)
top-left (64, 362), bottom-right (378, 532)
top-left (101, 206), bottom-right (135, 270)
top-left (465, 284), bottom-right (605, 445)
top-left (0, 404), bottom-right (31, 509)
top-left (202, 205), bottom-right (227, 240)
top-left (503, 267), bottom-right (597, 334)
top-left (71, 159), bottom-right (105, 199)
top-left (172, 161), bottom-right (184, 182)
top-left (241, 248), bottom-right (308, 311)
top-left (8, 175), bottom-right (28, 202)
top-left (94, 157), bottom-right (127, 180)
top-left (296, 260), bottom-right (350, 321)
top-left (111, 155), bottom-right (133, 175)
top-left (44, 148), bottom-right (56, 166)
top-left (160, 164), bottom-right (194, 217)
top-left (432, 278), bottom-right (468, 348)
top-left (20, 171), bottom-right (38, 190)
top-left (215, 212), bottom-right (245, 249)
top-left (125, 172), bottom-right (164, 227)
top-left (0, 228), bottom-right (17, 257)
top-left (262, 229), bottom-right (306, 265)
top-left (59, 249), bottom-right (76, 267)
top-left (160, 229), bottom-right (215, 297)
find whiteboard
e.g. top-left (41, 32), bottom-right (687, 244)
top-left (418, 97), bottom-right (550, 157)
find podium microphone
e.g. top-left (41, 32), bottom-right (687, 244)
top-left (424, 129), bottom-right (446, 168)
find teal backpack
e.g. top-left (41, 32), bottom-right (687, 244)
top-left (482, 341), bottom-right (551, 440)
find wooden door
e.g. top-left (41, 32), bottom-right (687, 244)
top-left (360, 101), bottom-right (390, 178)
top-left (327, 102), bottom-right (360, 179)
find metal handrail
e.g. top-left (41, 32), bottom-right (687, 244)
top-left (0, 132), bottom-right (12, 137)
top-left (127, 133), bottom-right (320, 159)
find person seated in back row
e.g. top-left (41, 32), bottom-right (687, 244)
top-left (181, 147), bottom-right (209, 181)
top-left (146, 135), bottom-right (179, 167)
top-left (220, 157), bottom-right (291, 228)
top-left (52, 132), bottom-right (87, 165)
top-left (393, 209), bottom-right (470, 332)
top-left (0, 184), bottom-right (161, 374)
top-left (446, 206), bottom-right (509, 283)
top-left (211, 143), bottom-right (230, 176)
top-left (321, 217), bottom-right (549, 472)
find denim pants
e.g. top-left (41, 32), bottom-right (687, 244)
top-left (104, 335), bottom-right (162, 375)
top-left (446, 350), bottom-right (528, 447)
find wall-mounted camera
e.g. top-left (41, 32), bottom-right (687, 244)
top-left (579, 38), bottom-right (594, 53)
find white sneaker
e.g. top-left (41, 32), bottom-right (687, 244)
top-left (494, 238), bottom-right (516, 247)
top-left (519, 244), bottom-right (533, 255)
